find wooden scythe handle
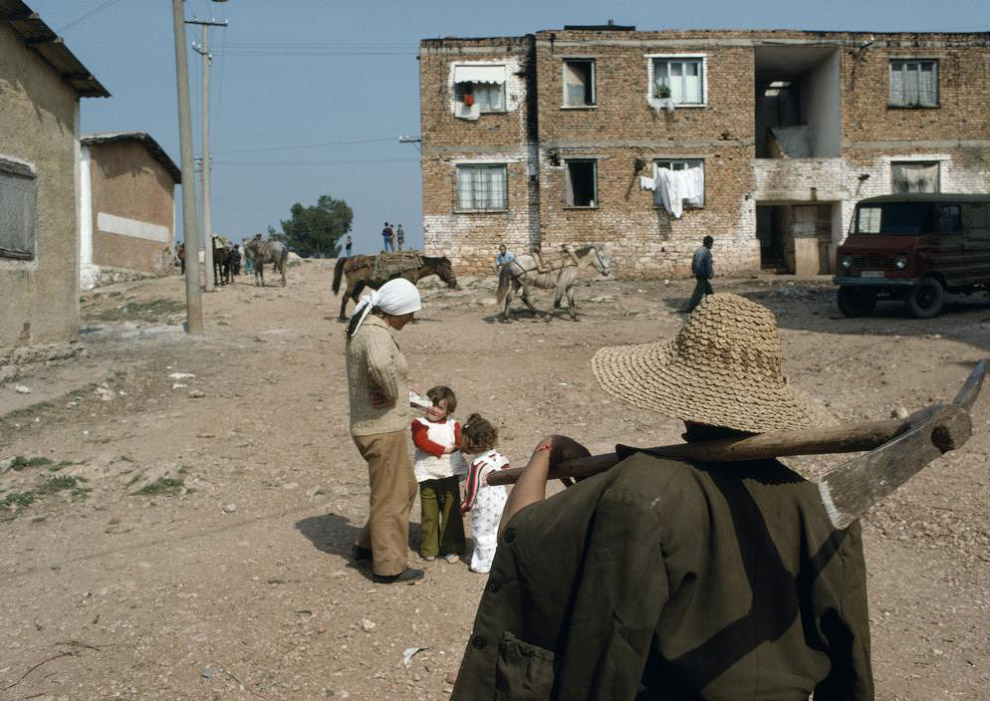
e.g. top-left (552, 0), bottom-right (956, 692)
top-left (486, 407), bottom-right (971, 487)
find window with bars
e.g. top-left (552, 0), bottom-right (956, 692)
top-left (0, 159), bottom-right (37, 261)
top-left (654, 159), bottom-right (705, 208)
top-left (889, 60), bottom-right (938, 107)
top-left (456, 164), bottom-right (508, 211)
top-left (652, 58), bottom-right (704, 105)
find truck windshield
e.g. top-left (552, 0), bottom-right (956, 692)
top-left (855, 203), bottom-right (962, 235)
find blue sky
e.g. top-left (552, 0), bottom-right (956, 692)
top-left (29, 0), bottom-right (990, 254)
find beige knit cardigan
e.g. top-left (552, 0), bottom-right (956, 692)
top-left (345, 315), bottom-right (411, 437)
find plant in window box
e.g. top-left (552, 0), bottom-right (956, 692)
top-left (653, 84), bottom-right (675, 113)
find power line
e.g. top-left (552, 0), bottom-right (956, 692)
top-left (58, 0), bottom-right (124, 33)
top-left (214, 137), bottom-right (398, 155)
top-left (215, 157), bottom-right (418, 167)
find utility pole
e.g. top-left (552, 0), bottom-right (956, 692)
top-left (170, 0), bottom-right (203, 334)
top-left (189, 16), bottom-right (227, 292)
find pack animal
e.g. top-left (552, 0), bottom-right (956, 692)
top-left (243, 238), bottom-right (288, 287)
top-left (496, 244), bottom-right (610, 322)
top-left (212, 236), bottom-right (233, 286)
top-left (332, 252), bottom-right (458, 320)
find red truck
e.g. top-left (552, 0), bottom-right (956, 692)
top-left (834, 194), bottom-right (990, 318)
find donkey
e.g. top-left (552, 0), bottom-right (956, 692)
top-left (331, 252), bottom-right (458, 320)
top-left (243, 238), bottom-right (289, 287)
top-left (496, 244), bottom-right (610, 322)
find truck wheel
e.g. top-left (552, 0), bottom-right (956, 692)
top-left (837, 287), bottom-right (877, 317)
top-left (906, 278), bottom-right (945, 318)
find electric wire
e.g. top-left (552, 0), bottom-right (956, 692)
top-left (215, 137), bottom-right (398, 156)
top-left (57, 0), bottom-right (125, 33)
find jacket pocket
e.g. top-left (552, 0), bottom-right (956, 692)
top-left (494, 631), bottom-right (555, 700)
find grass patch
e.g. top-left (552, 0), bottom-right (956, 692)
top-left (36, 474), bottom-right (87, 496)
top-left (10, 456), bottom-right (53, 471)
top-left (1, 402), bottom-right (56, 426)
top-left (46, 461), bottom-right (75, 472)
top-left (134, 476), bottom-right (184, 496)
top-left (85, 298), bottom-right (185, 323)
top-left (2, 491), bottom-right (35, 509)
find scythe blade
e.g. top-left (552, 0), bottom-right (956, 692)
top-left (819, 360), bottom-right (985, 530)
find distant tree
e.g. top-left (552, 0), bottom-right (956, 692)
top-left (279, 195), bottom-right (353, 258)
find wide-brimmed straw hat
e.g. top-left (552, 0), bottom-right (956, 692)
top-left (591, 293), bottom-right (829, 433)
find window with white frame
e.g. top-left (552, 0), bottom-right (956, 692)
top-left (889, 60), bottom-right (938, 107)
top-left (654, 159), bottom-right (705, 208)
top-left (456, 164), bottom-right (508, 211)
top-left (891, 161), bottom-right (940, 193)
top-left (565, 160), bottom-right (597, 207)
top-left (563, 59), bottom-right (595, 107)
top-left (453, 65), bottom-right (506, 115)
top-left (0, 158), bottom-right (37, 260)
top-left (652, 57), bottom-right (704, 105)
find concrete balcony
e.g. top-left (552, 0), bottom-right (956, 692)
top-left (751, 158), bottom-right (849, 203)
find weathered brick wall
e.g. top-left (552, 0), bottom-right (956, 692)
top-left (418, 30), bottom-right (990, 279)
top-left (420, 38), bottom-right (538, 274)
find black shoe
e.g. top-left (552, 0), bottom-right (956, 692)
top-left (351, 545), bottom-right (372, 562)
top-left (372, 567), bottom-right (425, 584)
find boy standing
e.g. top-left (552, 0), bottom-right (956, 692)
top-left (382, 222), bottom-right (394, 251)
top-left (411, 386), bottom-right (467, 563)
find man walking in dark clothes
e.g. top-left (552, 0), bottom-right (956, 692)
top-left (685, 234), bottom-right (714, 312)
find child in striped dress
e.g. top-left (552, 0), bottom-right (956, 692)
top-left (460, 414), bottom-right (509, 574)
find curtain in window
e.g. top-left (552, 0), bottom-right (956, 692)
top-left (564, 62), bottom-right (591, 106)
top-left (654, 60), bottom-right (702, 104)
top-left (891, 162), bottom-right (939, 193)
top-left (890, 62), bottom-right (936, 106)
top-left (457, 166), bottom-right (506, 210)
top-left (475, 83), bottom-right (504, 112)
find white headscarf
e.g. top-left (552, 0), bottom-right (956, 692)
top-left (350, 278), bottom-right (422, 336)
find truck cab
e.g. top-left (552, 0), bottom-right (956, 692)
top-left (834, 194), bottom-right (990, 318)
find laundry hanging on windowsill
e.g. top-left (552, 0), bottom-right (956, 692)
top-left (655, 167), bottom-right (704, 219)
top-left (640, 176), bottom-right (656, 190)
top-left (454, 101), bottom-right (481, 121)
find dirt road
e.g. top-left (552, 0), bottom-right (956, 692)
top-left (1, 261), bottom-right (988, 699)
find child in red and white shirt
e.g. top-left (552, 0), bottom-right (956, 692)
top-left (460, 413), bottom-right (509, 574)
top-left (411, 386), bottom-right (466, 563)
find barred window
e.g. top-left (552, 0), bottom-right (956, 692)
top-left (456, 164), bottom-right (507, 211)
top-left (0, 158), bottom-right (37, 261)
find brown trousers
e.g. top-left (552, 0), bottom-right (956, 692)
top-left (353, 430), bottom-right (418, 577)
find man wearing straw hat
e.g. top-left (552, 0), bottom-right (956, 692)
top-left (452, 293), bottom-right (873, 700)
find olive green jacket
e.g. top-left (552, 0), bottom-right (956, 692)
top-left (452, 451), bottom-right (873, 700)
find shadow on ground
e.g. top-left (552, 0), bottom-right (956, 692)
top-left (295, 512), bottom-right (424, 582)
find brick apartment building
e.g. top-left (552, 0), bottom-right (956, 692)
top-left (418, 26), bottom-right (990, 278)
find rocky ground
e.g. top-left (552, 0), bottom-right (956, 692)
top-left (1, 260), bottom-right (989, 700)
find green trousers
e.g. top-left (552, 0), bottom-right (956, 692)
top-left (686, 277), bottom-right (713, 312)
top-left (419, 476), bottom-right (466, 558)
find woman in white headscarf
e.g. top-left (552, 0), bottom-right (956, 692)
top-left (345, 278), bottom-right (425, 583)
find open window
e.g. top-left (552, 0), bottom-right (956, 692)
top-left (652, 56), bottom-right (705, 105)
top-left (891, 161), bottom-right (940, 193)
top-left (456, 164), bottom-right (507, 211)
top-left (563, 59), bottom-right (595, 107)
top-left (453, 65), bottom-right (506, 119)
top-left (0, 157), bottom-right (37, 261)
top-left (565, 160), bottom-right (597, 208)
top-left (653, 159), bottom-right (705, 208)
top-left (889, 60), bottom-right (938, 107)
